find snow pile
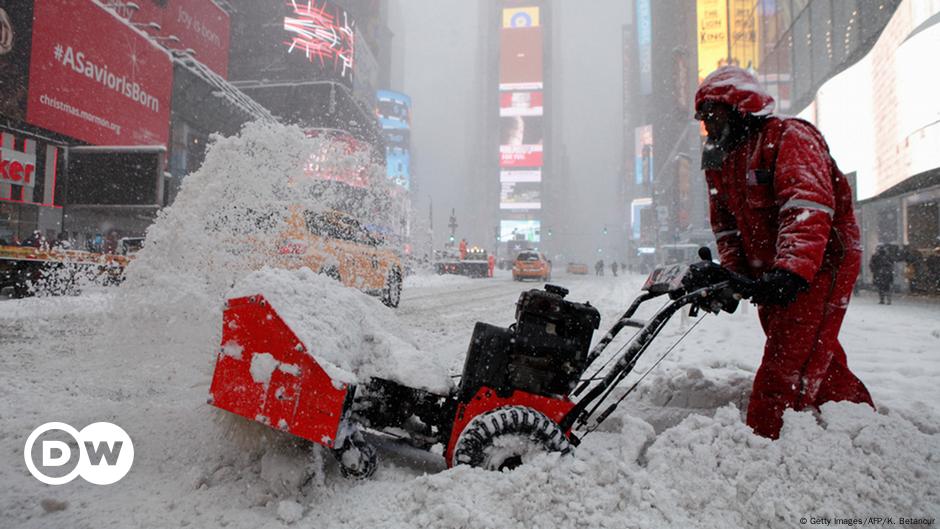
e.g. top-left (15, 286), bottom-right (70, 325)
top-left (115, 121), bottom-right (400, 338)
top-left (230, 266), bottom-right (452, 393)
top-left (359, 403), bottom-right (938, 529)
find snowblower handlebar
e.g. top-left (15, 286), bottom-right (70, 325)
top-left (562, 248), bottom-right (756, 432)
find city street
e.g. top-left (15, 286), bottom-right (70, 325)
top-left (2, 272), bottom-right (938, 527)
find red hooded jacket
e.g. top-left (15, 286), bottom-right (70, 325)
top-left (695, 67), bottom-right (860, 282)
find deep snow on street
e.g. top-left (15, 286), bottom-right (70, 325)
top-left (1, 270), bottom-right (938, 529)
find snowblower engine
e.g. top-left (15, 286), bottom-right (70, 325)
top-left (458, 284), bottom-right (601, 400)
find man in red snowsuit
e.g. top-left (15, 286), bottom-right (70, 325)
top-left (694, 66), bottom-right (873, 438)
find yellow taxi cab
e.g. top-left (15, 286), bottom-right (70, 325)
top-left (566, 262), bottom-right (589, 275)
top-left (274, 207), bottom-right (403, 307)
top-left (512, 251), bottom-right (551, 282)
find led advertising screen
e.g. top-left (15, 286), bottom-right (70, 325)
top-left (500, 219), bottom-right (540, 243)
top-left (634, 124), bottom-right (653, 185)
top-left (383, 128), bottom-right (410, 190)
top-left (500, 180), bottom-right (541, 210)
top-left (499, 91), bottom-right (543, 117)
top-left (26, 0), bottom-right (173, 146)
top-left (131, 0), bottom-right (231, 78)
top-left (376, 90), bottom-right (411, 130)
top-left (283, 0), bottom-right (355, 86)
top-left (502, 7), bottom-right (540, 28)
top-left (499, 27), bottom-right (543, 91)
top-left (500, 115), bottom-right (543, 167)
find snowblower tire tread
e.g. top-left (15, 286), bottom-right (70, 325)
top-left (453, 406), bottom-right (572, 470)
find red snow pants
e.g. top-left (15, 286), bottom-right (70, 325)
top-left (746, 248), bottom-right (874, 438)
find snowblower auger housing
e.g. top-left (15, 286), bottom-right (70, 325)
top-left (209, 247), bottom-right (755, 477)
top-left (209, 295), bottom-right (353, 450)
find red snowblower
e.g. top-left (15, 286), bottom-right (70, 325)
top-left (209, 248), bottom-right (753, 478)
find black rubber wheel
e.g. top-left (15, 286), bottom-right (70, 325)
top-left (333, 428), bottom-right (377, 479)
top-left (452, 406), bottom-right (572, 471)
top-left (381, 267), bottom-right (402, 308)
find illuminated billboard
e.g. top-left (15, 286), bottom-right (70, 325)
top-left (500, 219), bottom-right (540, 243)
top-left (376, 90), bottom-right (411, 189)
top-left (383, 128), bottom-right (410, 190)
top-left (500, 170), bottom-right (541, 211)
top-left (634, 124), bottom-right (653, 185)
top-left (500, 115), bottom-right (543, 167)
top-left (283, 0), bottom-right (355, 86)
top-left (500, 181), bottom-right (540, 210)
top-left (502, 7), bottom-right (540, 28)
top-left (696, 0), bottom-right (759, 82)
top-left (636, 0), bottom-right (652, 94)
top-left (696, 0), bottom-right (728, 82)
top-left (26, 0), bottom-right (172, 146)
top-left (376, 90), bottom-right (411, 129)
top-left (499, 27), bottom-right (543, 91)
top-left (499, 91), bottom-right (543, 116)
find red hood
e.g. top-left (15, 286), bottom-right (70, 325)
top-left (694, 66), bottom-right (775, 117)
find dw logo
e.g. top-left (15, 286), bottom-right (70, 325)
top-left (24, 422), bottom-right (134, 485)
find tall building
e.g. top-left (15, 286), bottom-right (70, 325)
top-left (623, 0), bottom-right (706, 269)
top-left (491, 2), bottom-right (550, 260)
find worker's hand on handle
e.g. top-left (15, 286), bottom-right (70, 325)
top-left (750, 269), bottom-right (809, 306)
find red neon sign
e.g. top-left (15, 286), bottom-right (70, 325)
top-left (283, 0), bottom-right (355, 82)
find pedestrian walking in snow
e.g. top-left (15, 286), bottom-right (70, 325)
top-left (695, 66), bottom-right (873, 439)
top-left (869, 246), bottom-right (894, 304)
top-left (611, 261), bottom-right (618, 277)
top-left (595, 259), bottom-right (604, 276)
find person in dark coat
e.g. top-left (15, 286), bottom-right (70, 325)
top-left (695, 66), bottom-right (873, 439)
top-left (611, 261), bottom-right (619, 277)
top-left (595, 259), bottom-right (604, 276)
top-left (869, 246), bottom-right (894, 304)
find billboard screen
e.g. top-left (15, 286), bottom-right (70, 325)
top-left (500, 219), bottom-right (540, 243)
top-left (500, 180), bottom-right (541, 210)
top-left (376, 89), bottom-right (411, 129)
top-left (634, 124), bottom-right (653, 185)
top-left (500, 115), bottom-right (543, 168)
top-left (26, 1), bottom-right (173, 147)
top-left (502, 7), bottom-right (540, 28)
top-left (131, 0), bottom-right (231, 78)
top-left (283, 0), bottom-right (355, 86)
top-left (635, 0), bottom-right (652, 94)
top-left (383, 128), bottom-right (410, 189)
top-left (499, 91), bottom-right (543, 116)
top-left (499, 27), bottom-right (543, 91)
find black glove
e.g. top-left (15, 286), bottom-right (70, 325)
top-left (751, 269), bottom-right (809, 306)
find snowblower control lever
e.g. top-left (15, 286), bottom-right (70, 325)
top-left (560, 247), bottom-right (756, 433)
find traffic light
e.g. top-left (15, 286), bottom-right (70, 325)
top-left (449, 235), bottom-right (455, 243)
top-left (547, 228), bottom-right (553, 237)
top-left (603, 226), bottom-right (608, 235)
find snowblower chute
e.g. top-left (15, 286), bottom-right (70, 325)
top-left (209, 295), bottom-right (352, 449)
